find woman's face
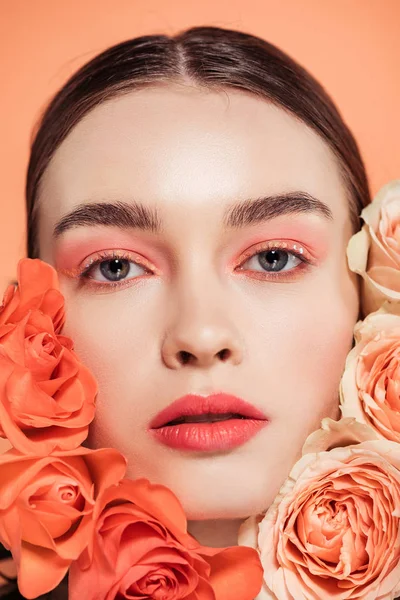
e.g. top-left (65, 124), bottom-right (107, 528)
top-left (38, 85), bottom-right (359, 520)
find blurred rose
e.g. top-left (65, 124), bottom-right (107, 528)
top-left (347, 179), bottom-right (400, 316)
top-left (0, 258), bottom-right (97, 454)
top-left (70, 478), bottom-right (263, 600)
top-left (0, 447), bottom-right (126, 599)
top-left (340, 301), bottom-right (400, 442)
top-left (238, 418), bottom-right (400, 600)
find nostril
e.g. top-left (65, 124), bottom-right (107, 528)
top-left (177, 348), bottom-right (231, 365)
top-left (218, 348), bottom-right (230, 361)
top-left (179, 350), bottom-right (192, 365)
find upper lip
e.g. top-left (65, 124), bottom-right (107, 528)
top-left (149, 393), bottom-right (268, 429)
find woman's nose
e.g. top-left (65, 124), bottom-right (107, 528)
top-left (160, 289), bottom-right (244, 370)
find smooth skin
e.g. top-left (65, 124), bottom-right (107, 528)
top-left (37, 83), bottom-right (360, 547)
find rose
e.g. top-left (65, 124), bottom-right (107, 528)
top-left (340, 301), bottom-right (400, 443)
top-left (347, 179), bottom-right (400, 316)
top-left (0, 322), bottom-right (98, 454)
top-left (70, 478), bottom-right (264, 600)
top-left (0, 258), bottom-right (65, 333)
top-left (0, 258), bottom-right (97, 454)
top-left (70, 479), bottom-right (263, 600)
top-left (0, 446), bottom-right (126, 599)
top-left (238, 418), bottom-right (400, 600)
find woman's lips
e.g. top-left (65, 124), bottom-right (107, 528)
top-left (149, 419), bottom-right (268, 452)
top-left (148, 393), bottom-right (269, 452)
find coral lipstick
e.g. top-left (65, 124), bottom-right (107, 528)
top-left (148, 393), bottom-right (269, 452)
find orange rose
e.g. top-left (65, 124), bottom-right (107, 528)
top-left (0, 258), bottom-right (65, 333)
top-left (0, 446), bottom-right (126, 599)
top-left (340, 301), bottom-right (400, 442)
top-left (0, 258), bottom-right (97, 454)
top-left (70, 478), bottom-right (263, 600)
top-left (347, 179), bottom-right (400, 316)
top-left (239, 418), bottom-right (400, 600)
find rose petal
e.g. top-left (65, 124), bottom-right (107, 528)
top-left (206, 546), bottom-right (264, 600)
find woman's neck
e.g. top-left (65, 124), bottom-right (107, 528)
top-left (186, 517), bottom-right (245, 548)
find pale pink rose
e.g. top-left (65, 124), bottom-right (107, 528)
top-left (347, 179), bottom-right (400, 316)
top-left (301, 415), bottom-right (380, 453)
top-left (238, 418), bottom-right (400, 600)
top-left (340, 301), bottom-right (400, 442)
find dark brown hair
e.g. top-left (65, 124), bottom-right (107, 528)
top-left (26, 25), bottom-right (371, 258)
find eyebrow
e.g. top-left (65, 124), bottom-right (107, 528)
top-left (52, 191), bottom-right (333, 239)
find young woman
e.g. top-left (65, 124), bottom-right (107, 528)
top-left (4, 24), bottom-right (372, 598)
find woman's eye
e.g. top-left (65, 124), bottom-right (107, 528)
top-left (240, 248), bottom-right (302, 273)
top-left (83, 258), bottom-right (148, 282)
top-left (76, 244), bottom-right (310, 290)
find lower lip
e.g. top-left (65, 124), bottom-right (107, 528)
top-left (149, 418), bottom-right (268, 451)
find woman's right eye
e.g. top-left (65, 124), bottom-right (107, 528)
top-left (88, 258), bottom-right (143, 281)
top-left (79, 254), bottom-right (152, 287)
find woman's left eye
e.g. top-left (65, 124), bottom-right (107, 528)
top-left (237, 243), bottom-right (312, 279)
top-left (242, 249), bottom-right (301, 272)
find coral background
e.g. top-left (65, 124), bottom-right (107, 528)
top-left (0, 0), bottom-right (399, 294)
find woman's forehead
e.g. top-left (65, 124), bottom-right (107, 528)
top-left (39, 86), bottom-right (348, 227)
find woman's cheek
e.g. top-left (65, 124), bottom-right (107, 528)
top-left (278, 279), bottom-right (356, 391)
top-left (59, 279), bottom-right (154, 352)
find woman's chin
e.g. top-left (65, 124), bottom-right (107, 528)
top-left (177, 488), bottom-right (275, 522)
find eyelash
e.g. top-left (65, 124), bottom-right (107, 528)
top-left (70, 241), bottom-right (314, 292)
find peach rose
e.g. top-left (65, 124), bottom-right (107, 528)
top-left (70, 478), bottom-right (263, 600)
top-left (238, 418), bottom-right (400, 600)
top-left (0, 446), bottom-right (126, 599)
top-left (340, 301), bottom-right (400, 442)
top-left (0, 258), bottom-right (97, 454)
top-left (347, 179), bottom-right (400, 316)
